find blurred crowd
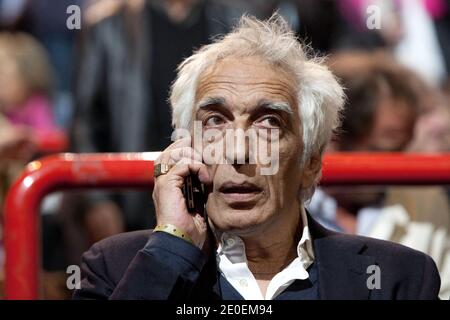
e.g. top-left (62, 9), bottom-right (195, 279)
top-left (0, 0), bottom-right (449, 299)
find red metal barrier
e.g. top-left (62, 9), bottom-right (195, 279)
top-left (4, 152), bottom-right (450, 299)
top-left (321, 153), bottom-right (450, 185)
top-left (4, 152), bottom-right (159, 300)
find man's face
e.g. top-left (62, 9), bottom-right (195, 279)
top-left (193, 56), bottom-right (314, 236)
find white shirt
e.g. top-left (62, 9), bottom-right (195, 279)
top-left (216, 208), bottom-right (315, 300)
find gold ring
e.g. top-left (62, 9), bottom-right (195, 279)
top-left (154, 163), bottom-right (172, 178)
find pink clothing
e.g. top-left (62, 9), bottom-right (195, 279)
top-left (423, 0), bottom-right (448, 18)
top-left (338, 0), bottom-right (448, 30)
top-left (3, 94), bottom-right (57, 132)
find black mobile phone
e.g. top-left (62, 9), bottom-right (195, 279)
top-left (183, 174), bottom-right (206, 218)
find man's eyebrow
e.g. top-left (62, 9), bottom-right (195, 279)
top-left (258, 100), bottom-right (293, 115)
top-left (197, 97), bottom-right (226, 109)
top-left (197, 97), bottom-right (294, 114)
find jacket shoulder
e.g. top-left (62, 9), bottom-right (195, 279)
top-left (326, 232), bottom-right (441, 299)
top-left (310, 215), bottom-right (434, 263)
top-left (340, 232), bottom-right (432, 260)
top-left (310, 213), bottom-right (440, 298)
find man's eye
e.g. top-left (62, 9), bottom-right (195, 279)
top-left (257, 116), bottom-right (281, 128)
top-left (204, 115), bottom-right (225, 127)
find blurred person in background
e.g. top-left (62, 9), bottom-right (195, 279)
top-left (308, 51), bottom-right (421, 232)
top-left (0, 0), bottom-right (107, 298)
top-left (335, 0), bottom-right (450, 87)
top-left (72, 0), bottom-right (238, 238)
top-left (329, 51), bottom-right (421, 153)
top-left (0, 31), bottom-right (66, 298)
top-left (1, 0), bottom-right (85, 128)
top-left (0, 32), bottom-right (57, 134)
top-left (16, 0), bottom-right (85, 128)
top-left (307, 51), bottom-right (450, 298)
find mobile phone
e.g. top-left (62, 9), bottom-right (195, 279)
top-left (183, 174), bottom-right (206, 218)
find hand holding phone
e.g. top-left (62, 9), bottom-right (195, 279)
top-left (152, 137), bottom-right (211, 248)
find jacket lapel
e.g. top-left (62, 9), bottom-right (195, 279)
top-left (307, 214), bottom-right (378, 300)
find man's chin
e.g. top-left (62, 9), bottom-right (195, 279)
top-left (208, 208), bottom-right (270, 236)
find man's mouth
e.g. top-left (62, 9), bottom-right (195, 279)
top-left (218, 182), bottom-right (262, 205)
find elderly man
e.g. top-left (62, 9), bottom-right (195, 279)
top-left (73, 15), bottom-right (440, 300)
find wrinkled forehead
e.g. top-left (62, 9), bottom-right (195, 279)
top-left (195, 56), bottom-right (299, 114)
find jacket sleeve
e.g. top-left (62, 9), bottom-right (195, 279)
top-left (73, 232), bottom-right (208, 300)
top-left (418, 254), bottom-right (441, 300)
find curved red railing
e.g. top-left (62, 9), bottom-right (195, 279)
top-left (4, 152), bottom-right (160, 300)
top-left (4, 152), bottom-right (450, 299)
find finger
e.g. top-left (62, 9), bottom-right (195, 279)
top-left (169, 159), bottom-right (212, 186)
top-left (154, 137), bottom-right (192, 165)
top-left (192, 213), bottom-right (207, 247)
top-left (165, 136), bottom-right (192, 152)
top-left (155, 147), bottom-right (202, 179)
top-left (168, 147), bottom-right (202, 165)
top-left (193, 214), bottom-right (207, 233)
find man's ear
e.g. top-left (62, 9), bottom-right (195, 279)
top-left (301, 153), bottom-right (322, 189)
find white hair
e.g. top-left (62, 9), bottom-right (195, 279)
top-left (170, 14), bottom-right (345, 200)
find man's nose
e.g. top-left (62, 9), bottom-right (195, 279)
top-left (224, 127), bottom-right (251, 165)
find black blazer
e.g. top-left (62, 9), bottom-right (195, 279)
top-left (73, 215), bottom-right (441, 300)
